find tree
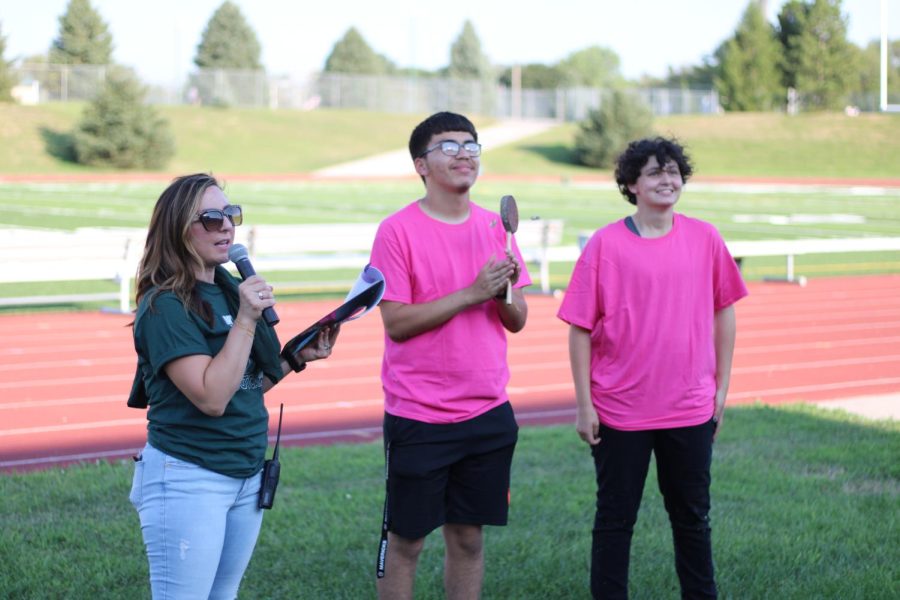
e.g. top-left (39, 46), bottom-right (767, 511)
top-left (574, 89), bottom-right (654, 169)
top-left (324, 27), bottom-right (393, 74)
top-left (855, 39), bottom-right (900, 107)
top-left (659, 61), bottom-right (718, 89)
top-left (715, 2), bottom-right (784, 111)
top-left (557, 46), bottom-right (624, 89)
top-left (49, 0), bottom-right (113, 65)
top-left (194, 1), bottom-right (262, 69)
top-left (498, 63), bottom-right (566, 89)
top-left (777, 0), bottom-right (858, 109)
top-left (448, 20), bottom-right (491, 79)
top-left (0, 22), bottom-right (15, 101)
top-left (73, 67), bottom-right (175, 169)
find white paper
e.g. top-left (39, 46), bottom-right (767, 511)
top-left (343, 264), bottom-right (385, 321)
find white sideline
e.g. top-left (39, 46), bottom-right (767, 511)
top-left (2, 222), bottom-right (899, 309)
top-left (0, 219), bottom-right (567, 309)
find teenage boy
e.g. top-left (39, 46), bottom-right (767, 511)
top-left (558, 137), bottom-right (747, 599)
top-left (369, 111), bottom-right (530, 600)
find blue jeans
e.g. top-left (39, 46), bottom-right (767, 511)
top-left (590, 419), bottom-right (717, 600)
top-left (130, 443), bottom-right (264, 600)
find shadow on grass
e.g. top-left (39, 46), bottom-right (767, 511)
top-left (39, 127), bottom-right (77, 163)
top-left (517, 143), bottom-right (580, 166)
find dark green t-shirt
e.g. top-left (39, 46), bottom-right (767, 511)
top-left (133, 282), bottom-right (268, 478)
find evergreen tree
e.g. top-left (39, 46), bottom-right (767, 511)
top-left (574, 89), bottom-right (654, 169)
top-left (715, 2), bottom-right (784, 111)
top-left (855, 39), bottom-right (900, 106)
top-left (777, 0), bottom-right (806, 89)
top-left (73, 67), bottom-right (175, 169)
top-left (324, 27), bottom-right (392, 74)
top-left (195, 1), bottom-right (262, 69)
top-left (557, 46), bottom-right (624, 89)
top-left (49, 0), bottom-right (113, 65)
top-left (777, 0), bottom-right (858, 109)
top-left (0, 22), bottom-right (15, 101)
top-left (661, 61), bottom-right (718, 89)
top-left (448, 20), bottom-right (490, 79)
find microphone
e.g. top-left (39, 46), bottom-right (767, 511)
top-left (228, 243), bottom-right (280, 326)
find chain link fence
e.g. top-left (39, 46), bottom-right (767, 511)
top-left (10, 63), bottom-right (725, 120)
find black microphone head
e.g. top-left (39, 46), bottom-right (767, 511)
top-left (228, 243), bottom-right (249, 263)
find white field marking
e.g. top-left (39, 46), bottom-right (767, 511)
top-left (0, 418), bottom-right (147, 437)
top-left (736, 335), bottom-right (900, 355)
top-left (0, 394), bottom-right (126, 410)
top-left (737, 307), bottom-right (900, 327)
top-left (0, 373), bottom-right (133, 389)
top-left (732, 214), bottom-right (866, 225)
top-left (739, 320), bottom-right (900, 339)
top-left (0, 385), bottom-right (575, 437)
top-left (0, 356), bottom-right (133, 372)
top-left (4, 346), bottom-right (895, 408)
top-left (732, 354), bottom-right (900, 374)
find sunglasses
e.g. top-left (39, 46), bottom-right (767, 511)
top-left (193, 205), bottom-right (243, 231)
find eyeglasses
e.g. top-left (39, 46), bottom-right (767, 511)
top-left (192, 205), bottom-right (242, 231)
top-left (419, 140), bottom-right (482, 158)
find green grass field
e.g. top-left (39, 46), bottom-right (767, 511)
top-left (1, 406), bottom-right (897, 599)
top-left (1, 176), bottom-right (898, 310)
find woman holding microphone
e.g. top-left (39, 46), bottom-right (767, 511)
top-left (127, 173), bottom-right (338, 598)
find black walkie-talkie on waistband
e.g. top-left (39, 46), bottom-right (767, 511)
top-left (258, 403), bottom-right (284, 510)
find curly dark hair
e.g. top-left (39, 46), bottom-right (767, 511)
top-left (614, 137), bottom-right (693, 205)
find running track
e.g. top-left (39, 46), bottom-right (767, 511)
top-left (2, 274), bottom-right (899, 472)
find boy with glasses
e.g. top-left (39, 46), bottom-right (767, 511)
top-left (369, 112), bottom-right (530, 599)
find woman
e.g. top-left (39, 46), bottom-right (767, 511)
top-left (128, 173), bottom-right (338, 598)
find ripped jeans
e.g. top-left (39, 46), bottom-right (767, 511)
top-left (130, 443), bottom-right (264, 600)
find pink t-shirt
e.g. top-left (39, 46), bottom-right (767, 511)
top-left (557, 214), bottom-right (748, 430)
top-left (369, 201), bottom-right (532, 424)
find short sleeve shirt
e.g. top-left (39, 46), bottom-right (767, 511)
top-left (557, 214), bottom-right (748, 430)
top-left (369, 201), bottom-right (532, 424)
top-left (133, 282), bottom-right (268, 477)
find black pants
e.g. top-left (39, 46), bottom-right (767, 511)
top-left (590, 419), bottom-right (717, 600)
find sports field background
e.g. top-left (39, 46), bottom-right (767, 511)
top-left (2, 109), bottom-right (900, 304)
top-left (1, 107), bottom-right (898, 598)
top-left (2, 175), bottom-right (899, 307)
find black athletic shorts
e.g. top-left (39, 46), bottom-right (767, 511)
top-left (382, 401), bottom-right (518, 540)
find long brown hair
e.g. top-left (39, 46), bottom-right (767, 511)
top-left (135, 173), bottom-right (221, 320)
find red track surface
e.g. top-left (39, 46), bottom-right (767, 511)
top-left (2, 275), bottom-right (899, 472)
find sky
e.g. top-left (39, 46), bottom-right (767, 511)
top-left (1, 0), bottom-right (897, 86)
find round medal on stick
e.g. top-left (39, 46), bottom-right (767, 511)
top-left (499, 195), bottom-right (519, 305)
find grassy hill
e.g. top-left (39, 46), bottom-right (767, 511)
top-left (486, 112), bottom-right (900, 180)
top-left (1, 102), bottom-right (899, 180)
top-left (0, 104), bottom-right (432, 175)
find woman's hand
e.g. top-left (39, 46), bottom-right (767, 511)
top-left (236, 275), bottom-right (275, 323)
top-left (298, 324), bottom-right (340, 363)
